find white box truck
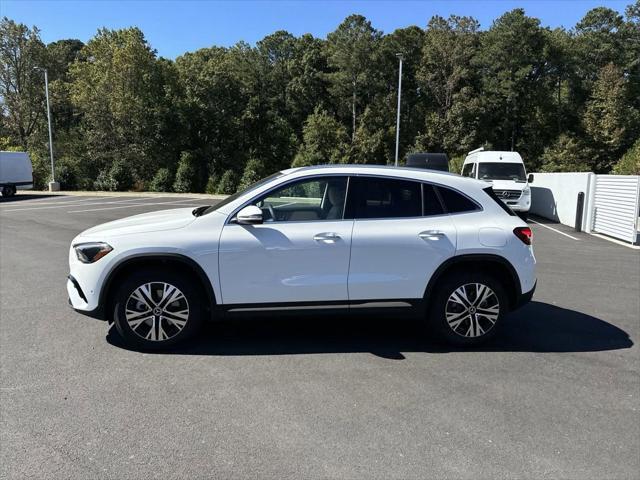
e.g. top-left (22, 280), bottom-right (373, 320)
top-left (0, 151), bottom-right (33, 197)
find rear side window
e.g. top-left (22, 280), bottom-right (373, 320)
top-left (346, 177), bottom-right (422, 219)
top-left (436, 186), bottom-right (479, 213)
top-left (423, 184), bottom-right (445, 216)
top-left (483, 187), bottom-right (516, 216)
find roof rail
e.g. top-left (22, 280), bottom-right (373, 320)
top-left (468, 147), bottom-right (484, 154)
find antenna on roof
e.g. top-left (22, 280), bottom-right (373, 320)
top-left (468, 147), bottom-right (484, 155)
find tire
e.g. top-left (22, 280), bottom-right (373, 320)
top-left (112, 268), bottom-right (204, 350)
top-left (1, 185), bottom-right (16, 197)
top-left (428, 272), bottom-right (508, 347)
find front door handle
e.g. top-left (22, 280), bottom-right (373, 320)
top-left (419, 230), bottom-right (445, 241)
top-left (314, 232), bottom-right (341, 243)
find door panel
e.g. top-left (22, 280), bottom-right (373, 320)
top-left (219, 221), bottom-right (354, 304)
top-left (348, 216), bottom-right (457, 300)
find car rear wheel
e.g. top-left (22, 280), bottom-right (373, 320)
top-left (113, 269), bottom-right (204, 350)
top-left (429, 272), bottom-right (507, 346)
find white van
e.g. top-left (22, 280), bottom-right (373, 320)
top-left (461, 148), bottom-right (531, 220)
top-left (0, 151), bottom-right (33, 197)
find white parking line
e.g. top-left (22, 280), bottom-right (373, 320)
top-left (529, 219), bottom-right (580, 240)
top-left (0, 197), bottom-right (143, 212)
top-left (67, 198), bottom-right (206, 213)
top-left (0, 198), bottom-right (113, 208)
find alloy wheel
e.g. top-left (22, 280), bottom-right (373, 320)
top-left (125, 282), bottom-right (190, 341)
top-left (445, 283), bottom-right (500, 338)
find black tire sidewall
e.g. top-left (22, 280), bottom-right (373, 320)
top-left (429, 272), bottom-right (507, 347)
top-left (113, 269), bottom-right (204, 350)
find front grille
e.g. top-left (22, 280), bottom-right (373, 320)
top-left (492, 189), bottom-right (522, 200)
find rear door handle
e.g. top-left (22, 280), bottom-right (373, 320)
top-left (314, 232), bottom-right (341, 243)
top-left (419, 230), bottom-right (445, 241)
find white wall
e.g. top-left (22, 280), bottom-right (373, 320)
top-left (529, 172), bottom-right (594, 230)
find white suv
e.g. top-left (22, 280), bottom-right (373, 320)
top-left (67, 165), bottom-right (536, 349)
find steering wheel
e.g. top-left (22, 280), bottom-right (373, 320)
top-left (268, 204), bottom-right (277, 221)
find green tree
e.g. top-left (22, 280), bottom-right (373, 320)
top-left (327, 15), bottom-right (381, 142)
top-left (172, 152), bottom-right (198, 193)
top-left (69, 27), bottom-right (171, 183)
top-left (539, 134), bottom-right (593, 172)
top-left (612, 139), bottom-right (640, 175)
top-left (583, 63), bottom-right (639, 172)
top-left (0, 18), bottom-right (47, 148)
top-left (149, 168), bottom-right (174, 192)
top-left (238, 158), bottom-right (267, 190)
top-left (293, 108), bottom-right (349, 166)
top-left (478, 9), bottom-right (550, 164)
top-left (215, 170), bottom-right (239, 194)
top-left (414, 15), bottom-right (482, 156)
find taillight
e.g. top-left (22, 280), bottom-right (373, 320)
top-left (513, 227), bottom-right (532, 245)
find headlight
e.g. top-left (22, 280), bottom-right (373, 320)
top-left (522, 186), bottom-right (531, 196)
top-left (74, 242), bottom-right (113, 263)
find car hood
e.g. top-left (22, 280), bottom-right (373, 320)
top-left (78, 208), bottom-right (197, 239)
top-left (484, 179), bottom-right (527, 191)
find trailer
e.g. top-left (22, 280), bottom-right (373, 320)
top-left (0, 151), bottom-right (33, 197)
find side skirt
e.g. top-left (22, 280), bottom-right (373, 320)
top-left (213, 299), bottom-right (426, 320)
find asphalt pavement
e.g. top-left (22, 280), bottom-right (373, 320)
top-left (1, 193), bottom-right (638, 479)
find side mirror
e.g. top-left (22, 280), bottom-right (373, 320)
top-left (527, 174), bottom-right (534, 183)
top-left (235, 205), bottom-right (263, 225)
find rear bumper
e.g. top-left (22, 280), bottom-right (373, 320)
top-left (513, 281), bottom-right (536, 310)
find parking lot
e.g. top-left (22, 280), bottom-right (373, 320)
top-left (1, 192), bottom-right (638, 479)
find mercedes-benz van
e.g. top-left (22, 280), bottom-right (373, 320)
top-left (461, 148), bottom-right (530, 220)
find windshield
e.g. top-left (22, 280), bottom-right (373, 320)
top-left (477, 163), bottom-right (526, 182)
top-left (200, 172), bottom-right (284, 215)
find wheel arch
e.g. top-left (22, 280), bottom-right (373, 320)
top-left (100, 253), bottom-right (217, 319)
top-left (423, 254), bottom-right (521, 311)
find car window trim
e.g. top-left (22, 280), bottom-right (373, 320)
top-left (225, 173), bottom-right (352, 225)
top-left (344, 174), bottom-right (479, 220)
top-left (344, 175), bottom-right (424, 220)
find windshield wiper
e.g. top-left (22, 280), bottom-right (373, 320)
top-left (192, 205), bottom-right (210, 217)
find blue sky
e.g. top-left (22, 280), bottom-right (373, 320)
top-left (2, 0), bottom-right (631, 58)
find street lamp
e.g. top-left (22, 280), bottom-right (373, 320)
top-left (34, 67), bottom-right (58, 191)
top-left (394, 53), bottom-right (403, 167)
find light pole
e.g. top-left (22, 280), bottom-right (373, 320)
top-left (35, 67), bottom-right (58, 191)
top-left (394, 53), bottom-right (403, 167)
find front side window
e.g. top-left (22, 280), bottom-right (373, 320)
top-left (462, 163), bottom-right (475, 178)
top-left (251, 176), bottom-right (348, 222)
top-left (477, 162), bottom-right (526, 182)
top-left (345, 177), bottom-right (422, 219)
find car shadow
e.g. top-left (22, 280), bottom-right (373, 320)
top-left (0, 193), bottom-right (61, 203)
top-left (106, 301), bottom-right (633, 358)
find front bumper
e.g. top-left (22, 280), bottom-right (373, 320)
top-left (503, 195), bottom-right (531, 212)
top-left (67, 275), bottom-right (106, 319)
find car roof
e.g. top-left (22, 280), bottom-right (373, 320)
top-left (464, 151), bottom-right (523, 163)
top-left (211, 164), bottom-right (491, 216)
top-left (281, 164), bottom-right (489, 189)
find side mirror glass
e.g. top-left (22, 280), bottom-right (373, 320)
top-left (527, 173), bottom-right (534, 183)
top-left (235, 205), bottom-right (263, 225)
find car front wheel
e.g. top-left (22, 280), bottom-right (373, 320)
top-left (113, 269), bottom-right (204, 350)
top-left (429, 272), bottom-right (507, 346)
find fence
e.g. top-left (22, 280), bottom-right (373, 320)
top-left (529, 172), bottom-right (640, 244)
